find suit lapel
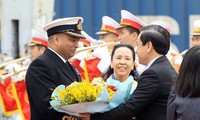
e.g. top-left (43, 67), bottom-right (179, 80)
top-left (44, 49), bottom-right (80, 82)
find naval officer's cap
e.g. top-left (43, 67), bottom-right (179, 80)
top-left (43, 17), bottom-right (85, 39)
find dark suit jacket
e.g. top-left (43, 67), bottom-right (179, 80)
top-left (167, 86), bottom-right (200, 120)
top-left (91, 56), bottom-right (177, 120)
top-left (26, 48), bottom-right (81, 120)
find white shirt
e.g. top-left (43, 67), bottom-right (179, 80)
top-left (48, 47), bottom-right (66, 63)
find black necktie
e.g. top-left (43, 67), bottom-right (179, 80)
top-left (65, 61), bottom-right (78, 80)
top-left (66, 61), bottom-right (72, 71)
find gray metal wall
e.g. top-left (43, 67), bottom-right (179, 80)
top-left (54, 0), bottom-right (200, 52)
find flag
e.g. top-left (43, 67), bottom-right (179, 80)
top-left (0, 77), bottom-right (18, 116)
top-left (84, 57), bottom-right (102, 82)
top-left (12, 80), bottom-right (30, 120)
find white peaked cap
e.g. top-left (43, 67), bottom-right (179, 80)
top-left (43, 17), bottom-right (85, 38)
top-left (191, 19), bottom-right (200, 35)
top-left (103, 16), bottom-right (120, 28)
top-left (96, 16), bottom-right (120, 35)
top-left (118, 10), bottom-right (146, 30)
top-left (150, 20), bottom-right (175, 34)
top-left (28, 29), bottom-right (48, 47)
top-left (32, 29), bottom-right (47, 40)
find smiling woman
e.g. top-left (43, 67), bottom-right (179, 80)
top-left (111, 45), bottom-right (135, 82)
top-left (101, 44), bottom-right (138, 109)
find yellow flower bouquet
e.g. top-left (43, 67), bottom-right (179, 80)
top-left (50, 78), bottom-right (117, 116)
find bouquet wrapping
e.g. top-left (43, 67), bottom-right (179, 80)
top-left (50, 79), bottom-right (115, 116)
top-left (50, 76), bottom-right (137, 116)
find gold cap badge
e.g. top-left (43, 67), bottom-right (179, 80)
top-left (77, 19), bottom-right (82, 30)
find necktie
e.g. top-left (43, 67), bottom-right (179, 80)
top-left (65, 61), bottom-right (77, 80)
top-left (66, 62), bottom-right (72, 71)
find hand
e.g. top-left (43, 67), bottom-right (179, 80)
top-left (92, 46), bottom-right (110, 59)
top-left (22, 58), bottom-right (32, 66)
top-left (79, 113), bottom-right (91, 120)
top-left (91, 39), bottom-right (105, 45)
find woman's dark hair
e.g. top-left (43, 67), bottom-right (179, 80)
top-left (140, 25), bottom-right (170, 55)
top-left (102, 44), bottom-right (139, 81)
top-left (176, 45), bottom-right (200, 97)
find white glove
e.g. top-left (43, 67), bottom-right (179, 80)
top-left (71, 51), bottom-right (88, 61)
top-left (22, 58), bottom-right (32, 67)
top-left (92, 46), bottom-right (110, 59)
top-left (92, 46), bottom-right (111, 74)
top-left (97, 56), bottom-right (111, 74)
top-left (11, 71), bottom-right (26, 82)
top-left (90, 40), bottom-right (106, 45)
top-left (4, 63), bottom-right (20, 73)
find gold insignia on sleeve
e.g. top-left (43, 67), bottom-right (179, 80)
top-left (77, 19), bottom-right (82, 30)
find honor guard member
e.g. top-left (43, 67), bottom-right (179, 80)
top-left (117, 10), bottom-right (146, 76)
top-left (5, 29), bottom-right (48, 81)
top-left (1, 29), bottom-right (48, 82)
top-left (191, 20), bottom-right (200, 47)
top-left (96, 16), bottom-right (120, 50)
top-left (117, 10), bottom-right (146, 47)
top-left (85, 16), bottom-right (120, 79)
top-left (28, 29), bottom-right (48, 61)
top-left (173, 19), bottom-right (200, 72)
top-left (26, 17), bottom-right (85, 120)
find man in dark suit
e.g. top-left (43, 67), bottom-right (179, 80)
top-left (26, 17), bottom-right (85, 120)
top-left (82, 25), bottom-right (178, 120)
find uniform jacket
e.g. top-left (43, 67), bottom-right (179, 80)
top-left (26, 48), bottom-right (81, 120)
top-left (91, 56), bottom-right (177, 120)
top-left (167, 87), bottom-right (200, 120)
